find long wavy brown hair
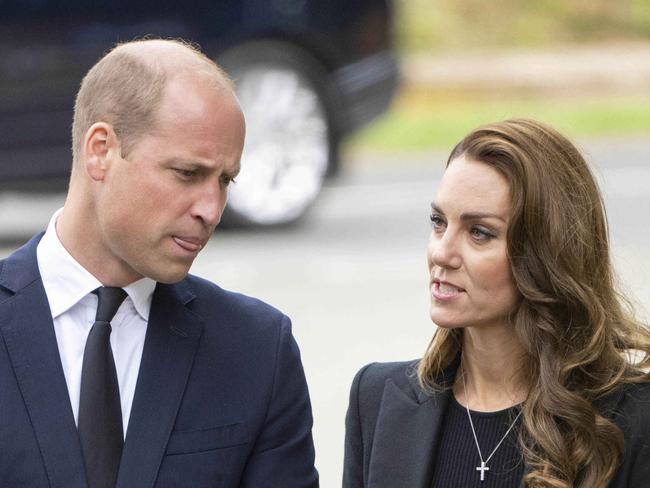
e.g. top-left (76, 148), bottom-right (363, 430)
top-left (418, 118), bottom-right (650, 487)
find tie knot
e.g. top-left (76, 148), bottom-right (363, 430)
top-left (94, 287), bottom-right (128, 323)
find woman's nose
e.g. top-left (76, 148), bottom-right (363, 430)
top-left (428, 230), bottom-right (462, 269)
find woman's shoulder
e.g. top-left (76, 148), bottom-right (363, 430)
top-left (617, 381), bottom-right (650, 414)
top-left (623, 380), bottom-right (650, 396)
top-left (349, 360), bottom-right (422, 407)
top-left (600, 380), bottom-right (650, 435)
top-left (352, 359), bottom-right (419, 389)
top-left (605, 381), bottom-right (650, 483)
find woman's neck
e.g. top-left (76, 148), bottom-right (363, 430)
top-left (453, 324), bottom-right (529, 412)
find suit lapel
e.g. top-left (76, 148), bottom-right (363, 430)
top-left (0, 235), bottom-right (87, 488)
top-left (368, 376), bottom-right (451, 488)
top-left (117, 280), bottom-right (203, 488)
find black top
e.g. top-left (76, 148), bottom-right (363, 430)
top-left (430, 396), bottom-right (524, 487)
top-left (343, 360), bottom-right (650, 488)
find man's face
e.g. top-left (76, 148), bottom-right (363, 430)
top-left (95, 76), bottom-right (245, 284)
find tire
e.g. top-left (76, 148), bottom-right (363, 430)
top-left (216, 40), bottom-right (340, 227)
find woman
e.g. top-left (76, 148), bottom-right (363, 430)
top-left (343, 119), bottom-right (650, 488)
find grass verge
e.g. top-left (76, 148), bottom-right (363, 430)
top-left (348, 88), bottom-right (650, 153)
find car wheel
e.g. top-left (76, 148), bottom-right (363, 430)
top-left (217, 40), bottom-right (339, 227)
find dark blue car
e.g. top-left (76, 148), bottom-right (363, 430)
top-left (0, 0), bottom-right (398, 225)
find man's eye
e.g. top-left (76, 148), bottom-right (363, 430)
top-left (175, 169), bottom-right (196, 179)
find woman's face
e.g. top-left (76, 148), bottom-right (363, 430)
top-left (427, 155), bottom-right (519, 330)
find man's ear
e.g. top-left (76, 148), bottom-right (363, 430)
top-left (83, 122), bottom-right (120, 181)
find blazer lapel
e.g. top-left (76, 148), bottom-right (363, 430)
top-left (117, 280), bottom-right (203, 488)
top-left (368, 374), bottom-right (452, 488)
top-left (0, 235), bottom-right (87, 488)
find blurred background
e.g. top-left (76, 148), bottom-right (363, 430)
top-left (352, 0), bottom-right (650, 152)
top-left (1, 1), bottom-right (650, 485)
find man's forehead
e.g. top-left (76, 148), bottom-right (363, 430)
top-left (168, 67), bottom-right (236, 101)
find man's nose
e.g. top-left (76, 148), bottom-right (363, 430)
top-left (191, 184), bottom-right (224, 228)
top-left (429, 230), bottom-right (462, 269)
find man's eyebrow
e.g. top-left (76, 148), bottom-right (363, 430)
top-left (162, 158), bottom-right (241, 176)
top-left (162, 157), bottom-right (204, 168)
top-left (430, 202), bottom-right (507, 222)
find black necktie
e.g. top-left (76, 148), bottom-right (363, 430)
top-left (79, 287), bottom-right (127, 488)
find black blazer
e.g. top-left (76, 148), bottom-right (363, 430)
top-left (0, 234), bottom-right (319, 488)
top-left (343, 360), bottom-right (650, 488)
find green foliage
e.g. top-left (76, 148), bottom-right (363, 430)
top-left (632, 0), bottom-right (650, 36)
top-left (396, 0), bottom-right (650, 52)
top-left (349, 92), bottom-right (650, 151)
top-left (376, 1), bottom-right (650, 152)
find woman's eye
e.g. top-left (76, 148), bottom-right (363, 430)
top-left (429, 214), bottom-right (446, 230)
top-left (221, 176), bottom-right (237, 187)
top-left (470, 226), bottom-right (494, 241)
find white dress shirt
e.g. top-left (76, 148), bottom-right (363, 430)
top-left (36, 209), bottom-right (156, 436)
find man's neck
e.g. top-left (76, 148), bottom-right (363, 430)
top-left (56, 199), bottom-right (141, 287)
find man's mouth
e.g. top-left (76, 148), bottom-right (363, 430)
top-left (172, 236), bottom-right (203, 253)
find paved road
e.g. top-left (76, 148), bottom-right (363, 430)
top-left (1, 137), bottom-right (649, 485)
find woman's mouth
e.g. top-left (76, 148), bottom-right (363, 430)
top-left (432, 281), bottom-right (465, 301)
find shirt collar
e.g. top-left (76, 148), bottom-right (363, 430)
top-left (36, 208), bottom-right (156, 321)
top-left (122, 276), bottom-right (156, 321)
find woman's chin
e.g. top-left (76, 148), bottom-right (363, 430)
top-left (429, 309), bottom-right (463, 329)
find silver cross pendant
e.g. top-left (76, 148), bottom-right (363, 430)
top-left (476, 461), bottom-right (489, 481)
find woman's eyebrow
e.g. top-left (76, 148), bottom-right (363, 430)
top-left (459, 211), bottom-right (507, 223)
top-left (431, 202), bottom-right (506, 222)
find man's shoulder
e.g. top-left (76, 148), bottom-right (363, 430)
top-left (0, 233), bottom-right (44, 299)
top-left (184, 273), bottom-right (282, 312)
top-left (0, 258), bottom-right (10, 302)
top-left (180, 273), bottom-right (288, 331)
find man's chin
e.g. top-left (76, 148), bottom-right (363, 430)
top-left (144, 263), bottom-right (192, 284)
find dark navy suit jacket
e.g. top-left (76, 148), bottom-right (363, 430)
top-left (343, 360), bottom-right (650, 488)
top-left (0, 234), bottom-right (319, 488)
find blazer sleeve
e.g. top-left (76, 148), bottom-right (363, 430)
top-left (239, 315), bottom-right (319, 488)
top-left (343, 363), bottom-right (375, 488)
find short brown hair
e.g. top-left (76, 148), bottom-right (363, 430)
top-left (71, 38), bottom-right (233, 164)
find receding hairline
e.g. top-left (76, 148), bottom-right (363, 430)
top-left (71, 38), bottom-right (237, 169)
top-left (108, 39), bottom-right (235, 91)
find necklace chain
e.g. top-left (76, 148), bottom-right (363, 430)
top-left (461, 367), bottom-right (523, 474)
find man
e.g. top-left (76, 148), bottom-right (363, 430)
top-left (0, 39), bottom-right (318, 488)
